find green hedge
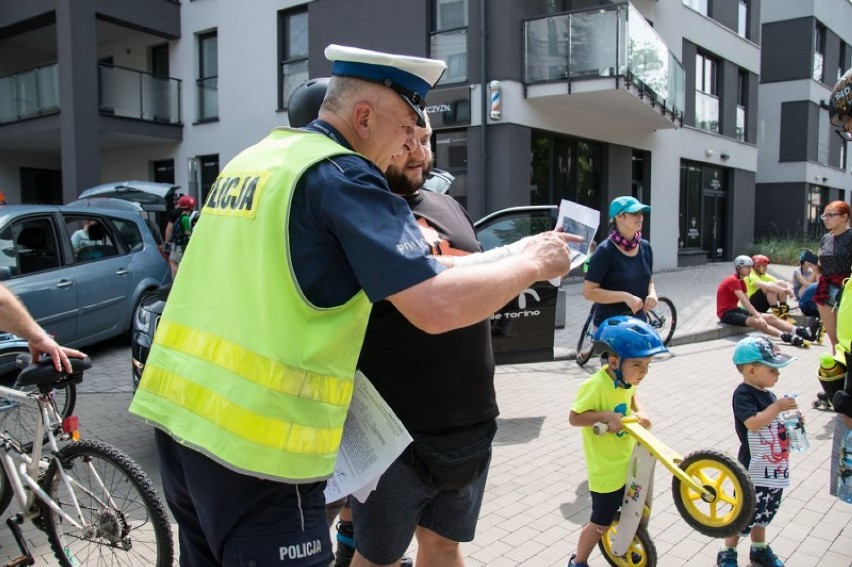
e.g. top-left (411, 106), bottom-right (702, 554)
top-left (745, 236), bottom-right (820, 265)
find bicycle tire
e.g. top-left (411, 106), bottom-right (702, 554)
top-left (598, 515), bottom-right (657, 567)
top-left (0, 348), bottom-right (76, 453)
top-left (671, 449), bottom-right (755, 538)
top-left (647, 297), bottom-right (677, 346)
top-left (575, 309), bottom-right (596, 366)
top-left (42, 439), bottom-right (174, 567)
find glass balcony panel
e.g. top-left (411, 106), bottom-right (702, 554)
top-left (0, 63), bottom-right (60, 124)
top-left (524, 15), bottom-right (569, 82)
top-left (523, 5), bottom-right (684, 118)
top-left (569, 10), bottom-right (618, 77)
top-left (99, 64), bottom-right (180, 124)
top-left (431, 29), bottom-right (468, 84)
top-left (282, 60), bottom-right (309, 109)
top-left (813, 52), bottom-right (824, 82)
top-left (695, 91), bottom-right (719, 133)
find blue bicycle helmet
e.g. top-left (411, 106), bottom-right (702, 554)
top-left (593, 316), bottom-right (668, 388)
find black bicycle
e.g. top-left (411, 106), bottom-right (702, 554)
top-left (575, 297), bottom-right (677, 366)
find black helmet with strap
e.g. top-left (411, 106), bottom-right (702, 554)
top-left (829, 68), bottom-right (852, 127)
top-left (287, 78), bottom-right (329, 128)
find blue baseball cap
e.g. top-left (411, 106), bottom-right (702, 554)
top-left (325, 44), bottom-right (447, 128)
top-left (609, 196), bottom-right (651, 220)
top-left (732, 336), bottom-right (795, 368)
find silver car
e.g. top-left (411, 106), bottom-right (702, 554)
top-left (0, 205), bottom-right (172, 348)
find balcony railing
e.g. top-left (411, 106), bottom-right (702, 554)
top-left (99, 64), bottom-right (181, 124)
top-left (0, 63), bottom-right (59, 124)
top-left (523, 3), bottom-right (685, 122)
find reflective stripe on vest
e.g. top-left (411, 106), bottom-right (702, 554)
top-left (130, 129), bottom-right (373, 481)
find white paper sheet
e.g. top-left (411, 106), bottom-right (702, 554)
top-left (549, 199), bottom-right (600, 286)
top-left (323, 371), bottom-right (413, 503)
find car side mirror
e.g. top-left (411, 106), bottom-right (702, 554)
top-left (0, 266), bottom-right (12, 281)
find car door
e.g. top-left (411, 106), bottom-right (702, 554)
top-left (62, 214), bottom-right (133, 343)
top-left (0, 215), bottom-right (78, 344)
top-left (474, 206), bottom-right (559, 364)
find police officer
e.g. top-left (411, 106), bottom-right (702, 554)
top-left (130, 44), bottom-right (574, 567)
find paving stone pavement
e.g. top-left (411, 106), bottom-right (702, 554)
top-left (1, 263), bottom-right (850, 566)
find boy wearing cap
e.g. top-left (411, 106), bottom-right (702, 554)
top-left (717, 336), bottom-right (798, 567)
top-left (130, 44), bottom-right (575, 567)
top-left (584, 196), bottom-right (657, 328)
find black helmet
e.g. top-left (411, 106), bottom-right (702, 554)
top-left (287, 78), bottom-right (329, 128)
top-left (829, 68), bottom-right (852, 126)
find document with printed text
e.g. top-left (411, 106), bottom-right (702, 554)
top-left (323, 371), bottom-right (412, 503)
top-left (549, 199), bottom-right (600, 286)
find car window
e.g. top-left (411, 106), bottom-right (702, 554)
top-left (3, 218), bottom-right (61, 275)
top-left (112, 218), bottom-right (145, 252)
top-left (475, 210), bottom-right (555, 251)
top-left (64, 216), bottom-right (118, 263)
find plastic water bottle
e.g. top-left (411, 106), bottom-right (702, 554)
top-left (819, 353), bottom-right (845, 379)
top-left (781, 393), bottom-right (809, 453)
top-left (840, 430), bottom-right (852, 504)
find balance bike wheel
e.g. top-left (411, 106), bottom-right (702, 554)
top-left (671, 450), bottom-right (755, 538)
top-left (575, 315), bottom-right (595, 367)
top-left (598, 514), bottom-right (657, 567)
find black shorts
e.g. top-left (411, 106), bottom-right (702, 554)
top-left (739, 486), bottom-right (783, 535)
top-left (590, 486), bottom-right (625, 526)
top-left (720, 307), bottom-right (751, 327)
top-left (749, 290), bottom-right (770, 313)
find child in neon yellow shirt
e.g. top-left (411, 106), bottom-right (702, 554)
top-left (567, 316), bottom-right (668, 567)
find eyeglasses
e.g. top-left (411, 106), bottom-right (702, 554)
top-left (821, 212), bottom-right (843, 219)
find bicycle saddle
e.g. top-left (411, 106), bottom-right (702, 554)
top-left (14, 354), bottom-right (92, 387)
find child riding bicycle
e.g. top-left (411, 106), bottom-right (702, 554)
top-left (567, 316), bottom-right (668, 567)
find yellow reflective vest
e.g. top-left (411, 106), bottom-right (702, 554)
top-left (835, 277), bottom-right (852, 368)
top-left (130, 128), bottom-right (372, 482)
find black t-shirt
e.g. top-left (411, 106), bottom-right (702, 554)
top-left (585, 238), bottom-right (653, 326)
top-left (732, 382), bottom-right (777, 468)
top-left (357, 190), bottom-right (498, 433)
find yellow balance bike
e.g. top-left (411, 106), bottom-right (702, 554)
top-left (593, 415), bottom-right (755, 567)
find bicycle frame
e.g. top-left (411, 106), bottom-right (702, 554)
top-left (0, 383), bottom-right (88, 530)
top-left (618, 416), bottom-right (714, 501)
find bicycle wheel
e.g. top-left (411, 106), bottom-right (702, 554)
top-left (671, 450), bottom-right (755, 538)
top-left (42, 439), bottom-right (174, 567)
top-left (647, 297), bottom-right (676, 346)
top-left (598, 516), bottom-right (657, 567)
top-left (0, 348), bottom-right (76, 452)
top-left (575, 309), bottom-right (596, 366)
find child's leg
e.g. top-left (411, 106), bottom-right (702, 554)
top-left (573, 521), bottom-right (610, 562)
top-left (572, 487), bottom-right (623, 563)
top-left (749, 525), bottom-right (766, 545)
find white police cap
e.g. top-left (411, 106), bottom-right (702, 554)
top-left (325, 44), bottom-right (447, 127)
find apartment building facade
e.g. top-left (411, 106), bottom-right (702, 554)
top-left (756, 0), bottom-right (852, 240)
top-left (1, 0), bottom-right (849, 270)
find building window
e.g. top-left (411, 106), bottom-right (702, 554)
top-left (197, 31), bottom-right (218, 121)
top-left (819, 107), bottom-right (830, 164)
top-left (279, 8), bottom-right (309, 110)
top-left (737, 0), bottom-right (748, 39)
top-left (807, 185), bottom-right (827, 239)
top-left (683, 0), bottom-right (709, 16)
top-left (695, 52), bottom-right (719, 134)
top-left (814, 22), bottom-right (826, 82)
top-left (840, 42), bottom-right (847, 82)
top-left (530, 132), bottom-right (601, 217)
top-left (431, 0), bottom-right (468, 84)
top-left (736, 71), bottom-right (747, 142)
top-left (435, 130), bottom-right (468, 208)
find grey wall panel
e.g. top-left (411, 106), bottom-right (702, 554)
top-left (95, 0), bottom-right (180, 39)
top-left (750, 0), bottom-right (761, 45)
top-left (720, 60), bottom-right (739, 139)
top-left (712, 0), bottom-right (738, 34)
top-left (483, 123), bottom-right (531, 214)
top-left (779, 101), bottom-right (810, 162)
top-left (309, 0), bottom-right (430, 77)
top-left (747, 71), bottom-right (758, 144)
top-left (754, 182), bottom-right (805, 237)
top-left (825, 27), bottom-right (841, 87)
top-left (731, 169), bottom-right (756, 255)
top-left (682, 40), bottom-right (697, 127)
top-left (761, 18), bottom-right (812, 83)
